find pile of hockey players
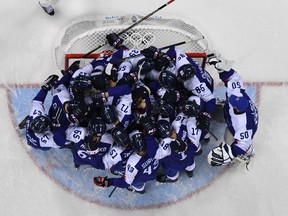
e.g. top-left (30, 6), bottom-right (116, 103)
top-left (23, 32), bottom-right (258, 194)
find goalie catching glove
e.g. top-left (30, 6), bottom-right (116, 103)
top-left (207, 50), bottom-right (233, 72)
top-left (207, 142), bottom-right (235, 166)
top-left (93, 176), bottom-right (111, 187)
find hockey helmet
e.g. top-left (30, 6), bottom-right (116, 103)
top-left (111, 127), bottom-right (131, 148)
top-left (158, 70), bottom-right (177, 89)
top-left (136, 57), bottom-right (155, 75)
top-left (155, 98), bottom-right (175, 117)
top-left (156, 119), bottom-right (173, 138)
top-left (73, 75), bottom-right (92, 92)
top-left (177, 64), bottom-right (196, 81)
top-left (88, 116), bottom-right (106, 137)
top-left (30, 115), bottom-right (50, 133)
top-left (130, 131), bottom-right (147, 155)
top-left (182, 100), bottom-right (201, 117)
top-left (90, 69), bottom-right (109, 91)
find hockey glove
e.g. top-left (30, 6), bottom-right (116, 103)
top-left (162, 89), bottom-right (181, 103)
top-left (197, 112), bottom-right (211, 131)
top-left (154, 55), bottom-right (171, 71)
top-left (117, 73), bottom-right (137, 87)
top-left (93, 176), bottom-right (111, 187)
top-left (207, 142), bottom-right (235, 166)
top-left (41, 74), bottom-right (59, 91)
top-left (93, 92), bottom-right (107, 103)
top-left (141, 46), bottom-right (163, 60)
top-left (139, 116), bottom-right (157, 135)
top-left (106, 33), bottom-right (124, 49)
top-left (69, 103), bottom-right (90, 123)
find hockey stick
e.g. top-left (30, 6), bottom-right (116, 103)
top-left (81, 0), bottom-right (175, 59)
top-left (108, 186), bottom-right (117, 198)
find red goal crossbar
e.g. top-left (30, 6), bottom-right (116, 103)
top-left (65, 52), bottom-right (207, 70)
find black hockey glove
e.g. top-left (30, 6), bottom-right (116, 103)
top-left (93, 92), bottom-right (107, 103)
top-left (162, 89), bottom-right (181, 103)
top-left (93, 176), bottom-right (111, 187)
top-left (154, 55), bottom-right (171, 71)
top-left (41, 74), bottom-right (59, 91)
top-left (106, 33), bottom-right (124, 49)
top-left (61, 60), bottom-right (80, 75)
top-left (117, 73), bottom-right (137, 87)
top-left (69, 103), bottom-right (90, 123)
top-left (141, 46), bottom-right (163, 60)
top-left (139, 116), bottom-right (157, 135)
top-left (197, 112), bottom-right (211, 131)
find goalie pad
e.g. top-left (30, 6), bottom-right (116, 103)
top-left (207, 142), bottom-right (235, 166)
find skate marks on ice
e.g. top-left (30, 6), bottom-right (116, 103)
top-left (7, 83), bottom-right (260, 209)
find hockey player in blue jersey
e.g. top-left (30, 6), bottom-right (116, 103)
top-left (154, 118), bottom-right (196, 182)
top-left (206, 51), bottom-right (259, 166)
top-left (141, 46), bottom-right (216, 138)
top-left (93, 130), bottom-right (160, 194)
top-left (25, 75), bottom-right (60, 150)
top-left (103, 127), bottom-right (134, 175)
top-left (71, 116), bottom-right (113, 168)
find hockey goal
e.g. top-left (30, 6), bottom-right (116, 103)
top-left (54, 15), bottom-right (209, 70)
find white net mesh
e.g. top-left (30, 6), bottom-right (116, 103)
top-left (55, 15), bottom-right (209, 70)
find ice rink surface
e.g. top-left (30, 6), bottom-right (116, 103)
top-left (1, 0), bottom-right (288, 215)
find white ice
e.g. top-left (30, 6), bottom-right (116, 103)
top-left (1, 0), bottom-right (288, 215)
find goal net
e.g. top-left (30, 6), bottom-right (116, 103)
top-left (54, 14), bottom-right (209, 70)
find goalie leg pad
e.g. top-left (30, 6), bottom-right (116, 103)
top-left (207, 142), bottom-right (235, 166)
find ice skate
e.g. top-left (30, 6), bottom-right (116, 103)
top-left (39, 1), bottom-right (55, 16)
